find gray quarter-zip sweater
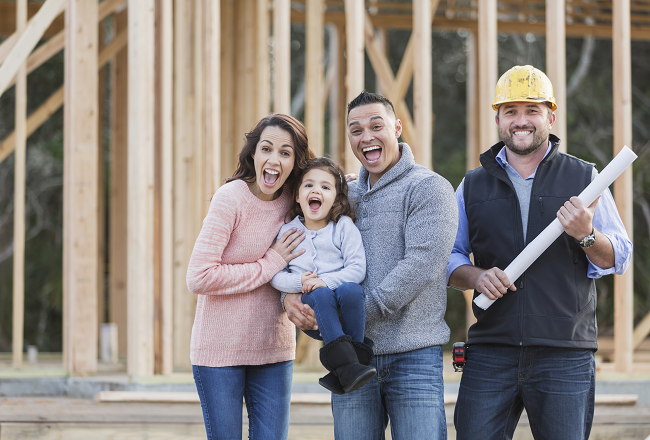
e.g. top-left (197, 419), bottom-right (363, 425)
top-left (349, 143), bottom-right (458, 355)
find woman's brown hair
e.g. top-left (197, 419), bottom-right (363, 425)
top-left (226, 114), bottom-right (315, 190)
top-left (287, 157), bottom-right (357, 223)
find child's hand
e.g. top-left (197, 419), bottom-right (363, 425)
top-left (301, 271), bottom-right (317, 286)
top-left (303, 277), bottom-right (327, 293)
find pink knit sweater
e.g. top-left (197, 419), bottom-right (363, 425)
top-left (187, 179), bottom-right (296, 367)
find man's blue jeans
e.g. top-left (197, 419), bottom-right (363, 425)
top-left (301, 282), bottom-right (365, 343)
top-left (192, 360), bottom-right (293, 440)
top-left (331, 345), bottom-right (447, 439)
top-left (454, 344), bottom-right (595, 440)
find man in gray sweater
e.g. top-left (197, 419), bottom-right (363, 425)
top-left (284, 91), bottom-right (458, 439)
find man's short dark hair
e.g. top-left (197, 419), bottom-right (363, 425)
top-left (347, 90), bottom-right (396, 119)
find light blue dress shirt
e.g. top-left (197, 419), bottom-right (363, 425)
top-left (446, 142), bottom-right (633, 286)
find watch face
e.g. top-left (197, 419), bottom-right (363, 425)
top-left (581, 235), bottom-right (596, 248)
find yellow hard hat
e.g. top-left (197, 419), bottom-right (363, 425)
top-left (493, 65), bottom-right (557, 111)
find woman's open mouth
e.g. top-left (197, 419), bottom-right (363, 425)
top-left (263, 169), bottom-right (279, 186)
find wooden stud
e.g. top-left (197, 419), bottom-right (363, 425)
top-left (234, 0), bottom-right (256, 164)
top-left (546, 0), bottom-right (567, 152)
top-left (0, 87), bottom-right (64, 163)
top-left (612, 0), bottom-right (634, 373)
top-left (464, 31), bottom-right (480, 334)
top-left (63, 0), bottom-right (99, 376)
top-left (0, 0), bottom-right (65, 99)
top-left (12, 0), bottom-right (27, 369)
top-left (343, 0), bottom-right (364, 173)
top-left (413, 0), bottom-right (432, 168)
top-left (326, 25), bottom-right (341, 161)
top-left (255, 0), bottom-right (270, 120)
top-left (220, 0), bottom-right (236, 178)
top-left (97, 19), bottom-right (107, 350)
top-left (362, 14), bottom-right (416, 150)
top-left (109, 8), bottom-right (129, 360)
top-left (336, 24), bottom-right (347, 164)
top-left (273, 0), bottom-right (291, 114)
top-left (633, 310), bottom-right (650, 349)
top-left (3, 3), bottom-right (128, 93)
top-left (478, 0), bottom-right (498, 148)
top-left (157, 0), bottom-right (174, 376)
top-left (172, 0), bottom-right (195, 370)
top-left (306, 0), bottom-right (324, 156)
top-left (0, 32), bottom-right (18, 64)
top-left (127, 0), bottom-right (156, 377)
top-left (0, 29), bottom-right (127, 165)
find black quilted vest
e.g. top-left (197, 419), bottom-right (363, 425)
top-left (464, 135), bottom-right (598, 349)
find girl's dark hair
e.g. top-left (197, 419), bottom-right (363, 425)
top-left (226, 114), bottom-right (315, 190)
top-left (287, 157), bottom-right (357, 223)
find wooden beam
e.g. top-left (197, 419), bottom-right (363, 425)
top-left (127, 0), bottom-right (156, 377)
top-left (362, 14), bottom-right (416, 150)
top-left (0, 29), bottom-right (127, 164)
top-left (97, 20), bottom-right (107, 352)
top-left (11, 0), bottom-right (27, 370)
top-left (633, 310), bottom-right (650, 350)
top-left (255, 0), bottom-right (270, 120)
top-left (0, 2), bottom-right (65, 39)
top-left (612, 0), bottom-right (633, 373)
top-left (172, 0), bottom-right (195, 370)
top-left (343, 0), bottom-right (364, 173)
top-left (336, 24), bottom-right (347, 164)
top-left (0, 32), bottom-right (18, 64)
top-left (0, 87), bottom-right (64, 163)
top-left (464, 31), bottom-right (480, 335)
top-left (220, 0), bottom-right (235, 179)
top-left (306, 0), bottom-right (324, 156)
top-left (546, 0), bottom-right (567, 152)
top-left (206, 0), bottom-right (221, 192)
top-left (273, 0), bottom-right (291, 113)
top-left (3, 1), bottom-right (127, 92)
top-left (157, 0), bottom-right (174, 376)
top-left (478, 0), bottom-right (498, 148)
top-left (63, 0), bottom-right (99, 376)
top-left (326, 25), bottom-right (341, 161)
top-left (0, 0), bottom-right (65, 98)
top-left (109, 8), bottom-right (129, 359)
top-left (413, 0), bottom-right (433, 168)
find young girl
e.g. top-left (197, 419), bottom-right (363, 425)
top-left (271, 157), bottom-right (376, 395)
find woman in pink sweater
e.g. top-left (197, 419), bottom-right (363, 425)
top-left (187, 114), bottom-right (315, 440)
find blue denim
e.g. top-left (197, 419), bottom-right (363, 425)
top-left (301, 282), bottom-right (366, 344)
top-left (454, 344), bottom-right (595, 440)
top-left (192, 360), bottom-right (293, 440)
top-left (331, 345), bottom-right (447, 440)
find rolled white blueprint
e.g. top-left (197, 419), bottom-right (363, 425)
top-left (473, 145), bottom-right (637, 310)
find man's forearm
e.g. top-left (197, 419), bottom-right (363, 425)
top-left (448, 264), bottom-right (481, 291)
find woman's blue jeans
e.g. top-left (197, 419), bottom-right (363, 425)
top-left (331, 345), bottom-right (447, 440)
top-left (192, 360), bottom-right (293, 440)
top-left (301, 282), bottom-right (365, 344)
top-left (454, 344), bottom-right (595, 440)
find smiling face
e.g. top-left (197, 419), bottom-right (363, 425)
top-left (250, 126), bottom-right (295, 201)
top-left (496, 102), bottom-right (555, 157)
top-left (347, 103), bottom-right (403, 187)
top-left (296, 168), bottom-right (337, 230)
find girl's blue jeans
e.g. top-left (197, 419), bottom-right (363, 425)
top-left (192, 360), bottom-right (293, 440)
top-left (300, 282), bottom-right (366, 344)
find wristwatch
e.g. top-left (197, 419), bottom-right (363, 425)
top-left (578, 227), bottom-right (596, 248)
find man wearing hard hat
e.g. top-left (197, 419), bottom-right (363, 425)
top-left (446, 65), bottom-right (633, 439)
